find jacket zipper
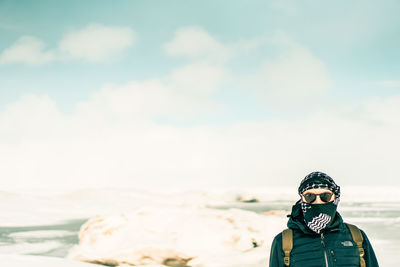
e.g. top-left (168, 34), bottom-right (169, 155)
top-left (321, 233), bottom-right (329, 267)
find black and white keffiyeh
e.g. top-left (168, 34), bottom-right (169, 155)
top-left (301, 202), bottom-right (337, 233)
top-left (299, 171), bottom-right (341, 200)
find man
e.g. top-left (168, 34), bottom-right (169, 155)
top-left (269, 171), bottom-right (379, 267)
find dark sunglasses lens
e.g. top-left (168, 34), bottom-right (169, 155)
top-left (320, 193), bottom-right (333, 202)
top-left (303, 193), bottom-right (316, 203)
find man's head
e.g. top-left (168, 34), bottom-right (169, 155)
top-left (298, 172), bottom-right (341, 233)
top-left (298, 171), bottom-right (340, 204)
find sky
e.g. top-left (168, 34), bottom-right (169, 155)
top-left (0, 0), bottom-right (399, 191)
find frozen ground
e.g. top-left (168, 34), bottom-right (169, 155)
top-left (0, 254), bottom-right (99, 267)
top-left (0, 186), bottom-right (398, 266)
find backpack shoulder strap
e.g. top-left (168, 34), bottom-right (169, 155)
top-left (345, 223), bottom-right (366, 267)
top-left (282, 228), bottom-right (293, 266)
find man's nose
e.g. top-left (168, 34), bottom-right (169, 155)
top-left (313, 196), bottom-right (324, 204)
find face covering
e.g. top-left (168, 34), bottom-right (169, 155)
top-left (301, 201), bottom-right (338, 234)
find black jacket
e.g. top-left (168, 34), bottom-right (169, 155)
top-left (269, 202), bottom-right (379, 267)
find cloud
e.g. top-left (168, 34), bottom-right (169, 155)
top-left (258, 47), bottom-right (330, 97)
top-left (352, 95), bottom-right (400, 125)
top-left (0, 90), bottom-right (400, 191)
top-left (75, 79), bottom-right (218, 122)
top-left (0, 94), bottom-right (61, 134)
top-left (0, 24), bottom-right (135, 65)
top-left (241, 35), bottom-right (332, 105)
top-left (164, 26), bottom-right (270, 64)
top-left (163, 28), bottom-right (331, 110)
top-left (164, 26), bottom-right (231, 63)
top-left (169, 63), bottom-right (229, 94)
top-left (0, 36), bottom-right (55, 65)
top-left (59, 24), bottom-right (136, 62)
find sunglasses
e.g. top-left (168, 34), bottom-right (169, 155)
top-left (302, 192), bottom-right (334, 203)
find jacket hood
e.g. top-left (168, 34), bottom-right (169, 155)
top-left (287, 200), bottom-right (344, 235)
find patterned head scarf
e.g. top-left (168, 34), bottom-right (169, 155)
top-left (298, 171), bottom-right (340, 201)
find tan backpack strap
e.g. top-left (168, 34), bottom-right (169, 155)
top-left (282, 228), bottom-right (293, 266)
top-left (345, 223), bottom-right (366, 267)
